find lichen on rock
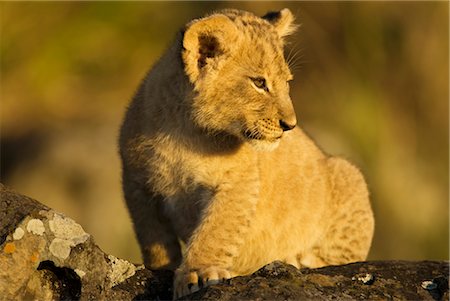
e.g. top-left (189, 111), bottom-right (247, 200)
top-left (48, 213), bottom-right (89, 244)
top-left (75, 268), bottom-right (86, 278)
top-left (12, 227), bottom-right (25, 240)
top-left (107, 254), bottom-right (138, 287)
top-left (26, 219), bottom-right (45, 236)
top-left (49, 237), bottom-right (73, 259)
top-left (45, 213), bottom-right (89, 260)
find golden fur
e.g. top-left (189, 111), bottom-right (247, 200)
top-left (119, 8), bottom-right (374, 298)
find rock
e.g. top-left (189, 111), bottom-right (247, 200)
top-left (187, 260), bottom-right (449, 301)
top-left (0, 184), bottom-right (172, 300)
top-left (1, 184), bottom-right (448, 300)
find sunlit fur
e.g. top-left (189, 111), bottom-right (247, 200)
top-left (182, 9), bottom-right (297, 152)
top-left (119, 8), bottom-right (374, 299)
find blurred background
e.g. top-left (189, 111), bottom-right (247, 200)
top-left (1, 2), bottom-right (448, 263)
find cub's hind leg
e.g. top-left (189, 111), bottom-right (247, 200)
top-left (299, 157), bottom-right (374, 268)
top-left (123, 174), bottom-right (182, 270)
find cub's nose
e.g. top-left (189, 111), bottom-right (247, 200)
top-left (279, 119), bottom-right (296, 131)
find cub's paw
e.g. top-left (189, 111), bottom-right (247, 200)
top-left (173, 267), bottom-right (199, 299)
top-left (173, 266), bottom-right (232, 299)
top-left (198, 266), bottom-right (232, 286)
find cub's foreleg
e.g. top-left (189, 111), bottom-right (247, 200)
top-left (174, 172), bottom-right (260, 298)
top-left (123, 174), bottom-right (182, 270)
top-left (299, 158), bottom-right (374, 268)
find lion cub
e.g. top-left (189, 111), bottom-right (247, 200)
top-left (119, 8), bottom-right (374, 298)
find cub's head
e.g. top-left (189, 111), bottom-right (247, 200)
top-left (182, 9), bottom-right (298, 151)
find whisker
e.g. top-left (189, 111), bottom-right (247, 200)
top-left (288, 52), bottom-right (304, 68)
top-left (285, 42), bottom-right (304, 68)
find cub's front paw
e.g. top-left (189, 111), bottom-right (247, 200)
top-left (173, 266), bottom-right (232, 299)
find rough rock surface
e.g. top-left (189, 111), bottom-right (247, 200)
top-left (1, 184), bottom-right (448, 300)
top-left (186, 261), bottom-right (449, 301)
top-left (0, 184), bottom-right (172, 300)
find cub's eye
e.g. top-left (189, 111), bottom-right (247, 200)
top-left (250, 77), bottom-right (268, 92)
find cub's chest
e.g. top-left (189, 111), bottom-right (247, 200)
top-left (147, 136), bottom-right (257, 197)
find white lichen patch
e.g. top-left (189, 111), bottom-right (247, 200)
top-left (26, 219), bottom-right (45, 236)
top-left (47, 214), bottom-right (90, 260)
top-left (49, 214), bottom-right (89, 244)
top-left (12, 227), bottom-right (25, 240)
top-left (75, 269), bottom-right (86, 278)
top-left (352, 273), bottom-right (375, 285)
top-left (421, 280), bottom-right (437, 290)
top-left (107, 255), bottom-right (137, 287)
top-left (49, 238), bottom-right (72, 259)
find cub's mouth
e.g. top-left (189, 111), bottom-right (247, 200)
top-left (241, 118), bottom-right (284, 142)
top-left (241, 128), bottom-right (282, 151)
top-left (242, 129), bottom-right (282, 142)
top-left (240, 119), bottom-right (286, 151)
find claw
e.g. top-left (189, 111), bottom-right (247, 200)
top-left (174, 266), bottom-right (232, 299)
top-left (206, 278), bottom-right (219, 286)
top-left (190, 283), bottom-right (200, 294)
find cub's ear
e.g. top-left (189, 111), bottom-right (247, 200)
top-left (262, 8), bottom-right (298, 38)
top-left (182, 14), bottom-right (238, 83)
